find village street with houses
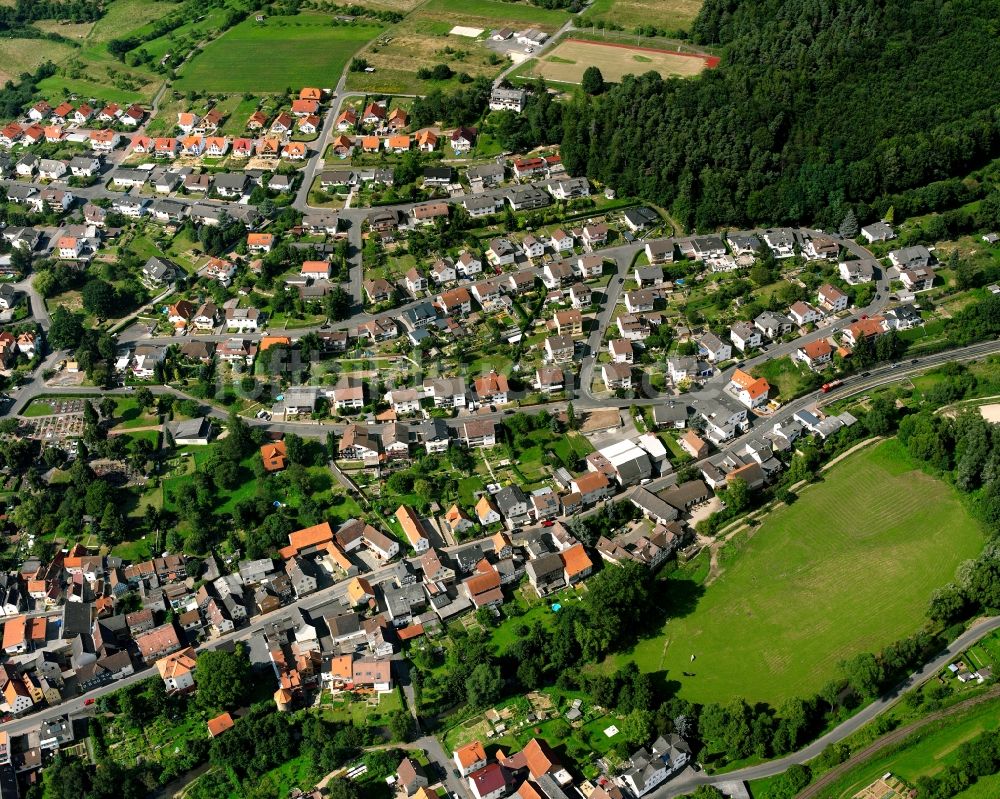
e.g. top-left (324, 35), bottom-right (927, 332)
top-left (0, 4), bottom-right (999, 799)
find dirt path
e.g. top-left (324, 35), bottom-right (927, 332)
top-left (796, 685), bottom-right (1000, 799)
top-left (109, 423), bottom-right (163, 435)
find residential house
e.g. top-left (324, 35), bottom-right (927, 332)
top-left (888, 245), bottom-right (933, 271)
top-left (796, 338), bottom-right (835, 369)
top-left (730, 322), bottom-right (761, 352)
top-left (861, 221), bottom-right (895, 243)
top-left (548, 177), bottom-right (590, 200)
top-left (762, 228), bottom-right (796, 258)
top-left (438, 286), bottom-right (472, 316)
top-left (698, 332), bottom-right (731, 363)
top-left (395, 506), bottom-right (430, 552)
top-left (490, 87), bottom-right (527, 112)
top-left (788, 301), bottom-right (822, 327)
top-left (803, 234), bottom-right (839, 261)
top-left (728, 368), bottom-right (770, 409)
top-left (582, 223), bottom-right (609, 248)
top-left (461, 419), bottom-right (497, 449)
top-left (155, 646), bottom-right (196, 691)
top-left (842, 316), bottom-right (886, 347)
top-left (817, 284), bottom-right (849, 313)
top-left (536, 365), bottom-right (564, 393)
top-left (138, 623), bottom-right (183, 665)
top-left (680, 431), bottom-right (708, 458)
top-left (571, 471), bottom-right (612, 505)
top-left (645, 239), bottom-right (675, 264)
top-left (474, 371), bottom-right (509, 404)
top-left (699, 397), bottom-right (749, 443)
top-left (410, 201), bottom-right (449, 225)
top-left (225, 307), bottom-right (260, 332)
top-left (754, 311), bottom-right (794, 339)
top-left (839, 259), bottom-right (876, 284)
top-left (487, 238), bottom-right (516, 267)
top-left (609, 339), bottom-right (634, 364)
top-left (602, 363), bottom-right (633, 391)
top-left (900, 266), bottom-right (936, 291)
top-left (525, 553), bottom-right (565, 597)
top-left (569, 283), bottom-right (592, 308)
top-left (454, 741), bottom-right (488, 777)
top-left (464, 194), bottom-right (503, 218)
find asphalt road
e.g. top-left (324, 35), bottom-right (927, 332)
top-left (653, 615), bottom-right (1000, 798)
top-left (0, 535), bottom-right (494, 739)
top-left (2, 61), bottom-right (995, 790)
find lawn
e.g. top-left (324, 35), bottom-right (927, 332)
top-left (23, 400), bottom-right (56, 418)
top-left (112, 396), bottom-right (161, 428)
top-left (323, 688), bottom-right (404, 727)
top-left (810, 694), bottom-right (1000, 799)
top-left (753, 355), bottom-right (821, 401)
top-left (173, 14), bottom-right (384, 92)
top-left (616, 439), bottom-right (984, 706)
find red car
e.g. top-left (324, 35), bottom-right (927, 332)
top-left (541, 520), bottom-right (555, 527)
top-left (84, 698), bottom-right (95, 706)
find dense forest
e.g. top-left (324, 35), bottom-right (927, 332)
top-left (557, 0), bottom-right (1000, 230)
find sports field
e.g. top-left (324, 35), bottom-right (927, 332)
top-left (581, 0), bottom-right (702, 31)
top-left (619, 439), bottom-right (984, 706)
top-left (174, 14), bottom-right (384, 92)
top-left (530, 40), bottom-right (716, 84)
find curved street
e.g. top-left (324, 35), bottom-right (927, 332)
top-left (653, 616), bottom-right (1000, 798)
top-left (0, 41), bottom-right (994, 798)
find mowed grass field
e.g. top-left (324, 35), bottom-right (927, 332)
top-left (348, 0), bottom-right (568, 93)
top-left (581, 0), bottom-right (702, 31)
top-left (811, 694), bottom-right (1000, 799)
top-left (173, 15), bottom-right (384, 92)
top-left (618, 440), bottom-right (983, 706)
top-left (530, 39), bottom-right (714, 84)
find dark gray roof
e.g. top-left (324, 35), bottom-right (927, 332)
top-left (215, 172), bottom-right (249, 190)
top-left (62, 601), bottom-right (93, 638)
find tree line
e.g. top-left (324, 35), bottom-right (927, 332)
top-left (0, 0), bottom-right (104, 34)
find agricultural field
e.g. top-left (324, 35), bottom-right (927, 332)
top-left (617, 440), bottom-right (984, 706)
top-left (527, 39), bottom-right (717, 85)
top-left (347, 0), bottom-right (569, 94)
top-left (580, 0), bottom-right (703, 32)
top-left (173, 14), bottom-right (384, 92)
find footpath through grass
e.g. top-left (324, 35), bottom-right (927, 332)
top-left (616, 439), bottom-right (984, 705)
